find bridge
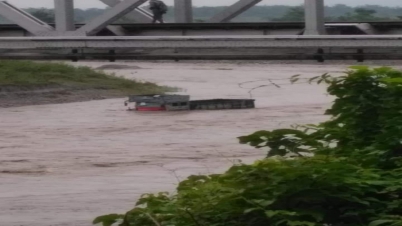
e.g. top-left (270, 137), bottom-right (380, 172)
top-left (0, 0), bottom-right (401, 61)
top-left (3, 22), bottom-right (402, 37)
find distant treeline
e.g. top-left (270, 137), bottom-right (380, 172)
top-left (3, 4), bottom-right (402, 24)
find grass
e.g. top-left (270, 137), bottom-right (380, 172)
top-left (0, 60), bottom-right (173, 94)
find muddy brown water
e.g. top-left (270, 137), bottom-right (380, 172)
top-left (0, 61), bottom-right (344, 226)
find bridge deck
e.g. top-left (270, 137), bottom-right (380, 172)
top-left (0, 35), bottom-right (401, 49)
top-left (3, 21), bottom-right (402, 36)
top-left (0, 34), bottom-right (401, 61)
top-left (1, 21), bottom-right (402, 31)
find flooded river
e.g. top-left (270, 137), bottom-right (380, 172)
top-left (0, 61), bottom-right (343, 226)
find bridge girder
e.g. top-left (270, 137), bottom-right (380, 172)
top-left (0, 1), bottom-right (54, 36)
top-left (99, 0), bottom-right (153, 23)
top-left (76, 0), bottom-right (148, 36)
top-left (0, 0), bottom-right (328, 37)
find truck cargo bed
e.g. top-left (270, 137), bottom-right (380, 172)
top-left (189, 99), bottom-right (255, 110)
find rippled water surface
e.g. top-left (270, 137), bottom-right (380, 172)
top-left (0, 61), bottom-right (344, 226)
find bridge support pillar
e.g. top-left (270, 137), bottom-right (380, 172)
top-left (174, 0), bottom-right (193, 23)
top-left (304, 0), bottom-right (325, 35)
top-left (54, 0), bottom-right (75, 32)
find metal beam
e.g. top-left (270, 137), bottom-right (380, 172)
top-left (356, 23), bottom-right (379, 35)
top-left (0, 1), bottom-right (54, 35)
top-left (77, 0), bottom-right (148, 36)
top-left (0, 21), bottom-right (399, 37)
top-left (174, 0), bottom-right (193, 23)
top-left (1, 35), bottom-right (402, 50)
top-left (54, 0), bottom-right (75, 32)
top-left (208, 0), bottom-right (261, 23)
top-left (100, 0), bottom-right (154, 34)
top-left (107, 25), bottom-right (130, 35)
top-left (99, 0), bottom-right (153, 23)
top-left (304, 0), bottom-right (325, 35)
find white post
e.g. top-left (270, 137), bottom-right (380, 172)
top-left (304, 0), bottom-right (325, 35)
top-left (174, 0), bottom-right (193, 23)
top-left (54, 0), bottom-right (75, 32)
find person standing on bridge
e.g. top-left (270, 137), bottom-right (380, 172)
top-left (149, 0), bottom-right (168, 24)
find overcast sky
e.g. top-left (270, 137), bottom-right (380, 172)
top-left (6, 0), bottom-right (402, 9)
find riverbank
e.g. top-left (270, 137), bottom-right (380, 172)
top-left (0, 61), bottom-right (171, 108)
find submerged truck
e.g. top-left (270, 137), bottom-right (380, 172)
top-left (125, 95), bottom-right (255, 111)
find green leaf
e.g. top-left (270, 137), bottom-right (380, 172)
top-left (244, 208), bottom-right (260, 214)
top-left (290, 75), bottom-right (301, 84)
top-left (252, 199), bottom-right (275, 207)
top-left (265, 210), bottom-right (297, 218)
top-left (382, 78), bottom-right (402, 84)
top-left (373, 67), bottom-right (393, 75)
top-left (288, 221), bottom-right (316, 226)
top-left (369, 220), bottom-right (396, 226)
top-left (291, 78), bottom-right (300, 84)
top-left (93, 214), bottom-right (123, 226)
top-left (308, 76), bottom-right (320, 83)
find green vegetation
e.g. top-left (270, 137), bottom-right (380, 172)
top-left (272, 6), bottom-right (394, 22)
top-left (0, 61), bottom-right (169, 94)
top-left (273, 7), bottom-right (391, 22)
top-left (27, 8), bottom-right (55, 24)
top-left (95, 66), bottom-right (402, 226)
top-left (4, 4), bottom-right (402, 24)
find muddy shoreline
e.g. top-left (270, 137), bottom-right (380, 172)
top-left (0, 86), bottom-right (126, 108)
top-left (0, 62), bottom-right (170, 108)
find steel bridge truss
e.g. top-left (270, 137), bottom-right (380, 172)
top-left (0, 0), bottom-right (271, 36)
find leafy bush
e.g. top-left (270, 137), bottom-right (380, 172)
top-left (240, 66), bottom-right (402, 168)
top-left (94, 66), bottom-right (402, 226)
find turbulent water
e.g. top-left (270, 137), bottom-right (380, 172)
top-left (0, 61), bottom-right (342, 226)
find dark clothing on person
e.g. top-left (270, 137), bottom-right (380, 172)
top-left (150, 0), bottom-right (166, 23)
top-left (152, 12), bottom-right (164, 23)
